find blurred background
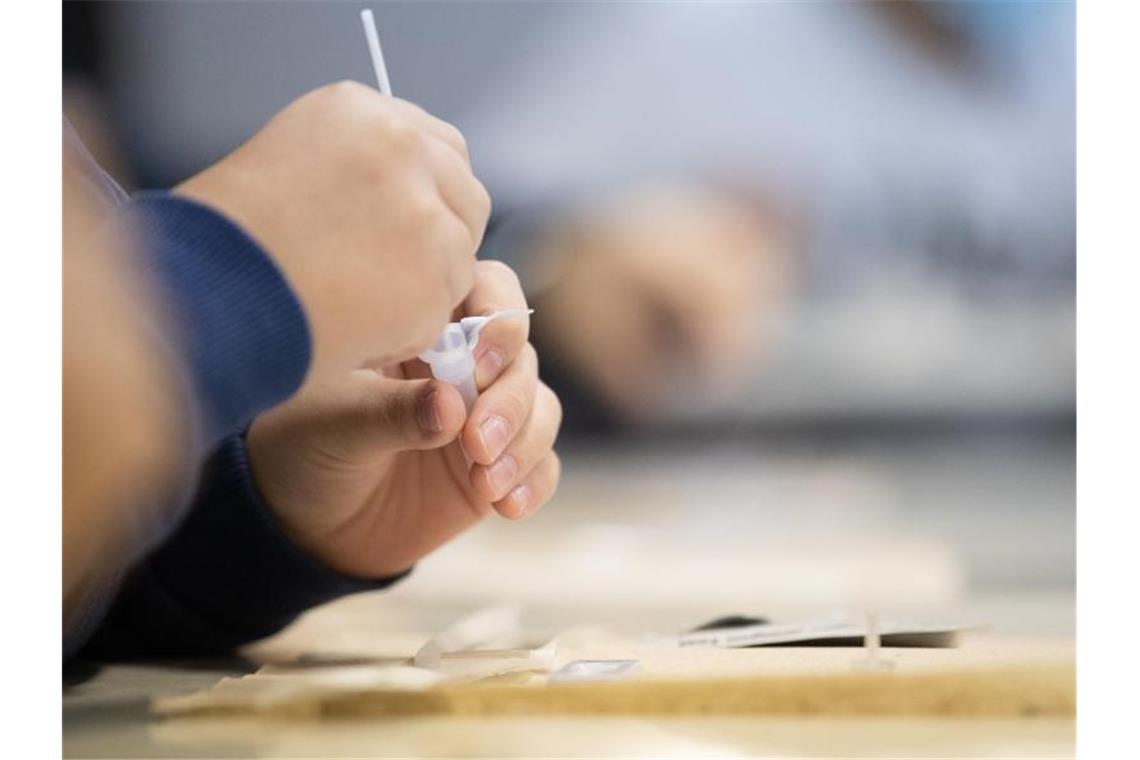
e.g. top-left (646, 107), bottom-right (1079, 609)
top-left (63, 1), bottom-right (1074, 637)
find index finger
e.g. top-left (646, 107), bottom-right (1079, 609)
top-left (462, 260), bottom-right (530, 389)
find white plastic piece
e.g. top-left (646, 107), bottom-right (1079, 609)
top-left (436, 640), bottom-right (558, 678)
top-left (853, 612), bottom-right (895, 672)
top-left (550, 659), bottom-right (642, 683)
top-left (413, 604), bottom-right (522, 669)
top-left (652, 616), bottom-right (964, 649)
top-left (412, 604), bottom-right (560, 678)
top-left (359, 9), bottom-right (392, 96)
top-left (418, 309), bottom-right (533, 410)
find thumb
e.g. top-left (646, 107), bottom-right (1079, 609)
top-left (324, 372), bottom-right (468, 455)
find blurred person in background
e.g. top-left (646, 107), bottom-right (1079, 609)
top-left (475, 0), bottom-right (1075, 428)
top-left (71, 1), bottom-right (1074, 430)
top-left (64, 75), bottom-right (562, 658)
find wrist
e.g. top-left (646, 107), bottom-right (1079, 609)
top-left (126, 192), bottom-right (313, 445)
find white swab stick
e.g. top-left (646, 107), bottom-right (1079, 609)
top-left (360, 9), bottom-right (393, 96)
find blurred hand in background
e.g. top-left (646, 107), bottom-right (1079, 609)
top-left (531, 185), bottom-right (790, 421)
top-left (71, 1), bottom-right (1075, 426)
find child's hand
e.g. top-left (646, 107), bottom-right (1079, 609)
top-left (246, 261), bottom-right (562, 578)
top-left (177, 80), bottom-right (492, 379)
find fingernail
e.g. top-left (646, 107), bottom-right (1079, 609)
top-left (417, 389), bottom-right (443, 433)
top-left (476, 349), bottom-right (506, 387)
top-left (477, 415), bottom-right (510, 459)
top-left (505, 483), bottom-right (532, 518)
top-left (485, 454), bottom-right (518, 496)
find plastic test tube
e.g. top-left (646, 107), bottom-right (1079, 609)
top-left (418, 310), bottom-right (533, 410)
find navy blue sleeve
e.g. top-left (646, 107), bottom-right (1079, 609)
top-left (78, 436), bottom-right (409, 659)
top-left (68, 192), bottom-right (409, 660)
top-left (126, 192), bottom-right (312, 449)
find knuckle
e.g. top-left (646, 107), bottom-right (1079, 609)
top-left (543, 383), bottom-right (563, 429)
top-left (453, 255), bottom-right (478, 296)
top-left (545, 452), bottom-right (562, 487)
top-left (523, 453), bottom-right (561, 516)
top-left (500, 385), bottom-right (532, 429)
top-left (444, 268), bottom-right (476, 312)
top-left (444, 122), bottom-right (469, 156)
top-left (494, 320), bottom-right (527, 351)
top-left (477, 180), bottom-right (493, 219)
top-left (434, 217), bottom-right (477, 270)
top-left (477, 318), bottom-right (527, 354)
top-left (322, 79), bottom-right (373, 111)
top-left (407, 190), bottom-right (446, 230)
top-left (326, 79), bottom-right (363, 98)
top-left (445, 212), bottom-right (475, 246)
top-left (463, 181), bottom-right (492, 236)
top-left (383, 119), bottom-right (422, 157)
top-left (521, 341), bottom-right (539, 372)
top-left (479, 259), bottom-right (521, 288)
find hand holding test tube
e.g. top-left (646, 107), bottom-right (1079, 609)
top-left (360, 10), bottom-right (528, 410)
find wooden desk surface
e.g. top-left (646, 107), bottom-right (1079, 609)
top-left (65, 438), bottom-right (1074, 758)
top-left (65, 661), bottom-right (1074, 759)
top-left (68, 702), bottom-right (1075, 759)
top-left (64, 605), bottom-right (1074, 759)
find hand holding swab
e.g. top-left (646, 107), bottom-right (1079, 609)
top-left (358, 8), bottom-right (522, 412)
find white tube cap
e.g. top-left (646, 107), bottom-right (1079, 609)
top-left (418, 309), bottom-right (533, 410)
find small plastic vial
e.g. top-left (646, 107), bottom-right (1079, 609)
top-left (419, 323), bottom-right (480, 409)
top-left (418, 309), bottom-right (533, 411)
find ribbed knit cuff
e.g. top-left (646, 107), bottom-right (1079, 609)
top-left (85, 436), bottom-right (411, 657)
top-left (156, 436), bottom-right (410, 649)
top-left (126, 192), bottom-right (312, 446)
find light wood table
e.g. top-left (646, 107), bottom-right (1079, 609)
top-left (65, 656), bottom-right (1074, 758)
top-left (65, 436), bottom-right (1075, 758)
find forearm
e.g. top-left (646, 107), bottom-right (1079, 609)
top-left (62, 171), bottom-right (190, 646)
top-left (64, 184), bottom-right (315, 655)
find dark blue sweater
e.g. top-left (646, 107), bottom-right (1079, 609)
top-left (65, 120), bottom-right (401, 659)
